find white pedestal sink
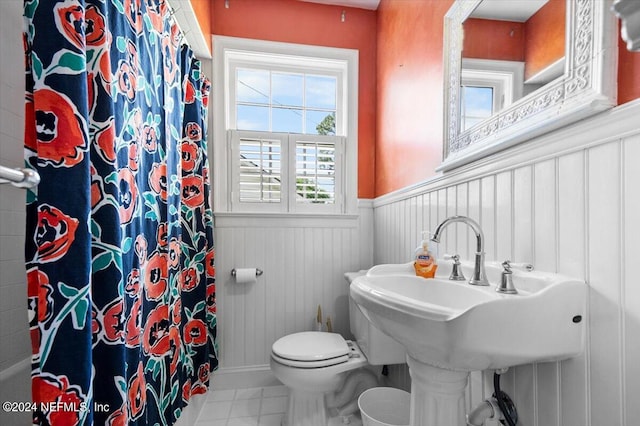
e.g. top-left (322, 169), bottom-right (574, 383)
top-left (350, 261), bottom-right (587, 426)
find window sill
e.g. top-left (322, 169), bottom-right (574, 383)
top-left (213, 211), bottom-right (360, 228)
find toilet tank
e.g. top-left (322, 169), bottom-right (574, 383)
top-left (345, 271), bottom-right (406, 365)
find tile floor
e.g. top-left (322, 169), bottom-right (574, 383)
top-left (195, 385), bottom-right (289, 426)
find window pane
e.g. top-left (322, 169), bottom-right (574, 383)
top-left (237, 105), bottom-right (269, 131)
top-left (306, 111), bottom-right (335, 135)
top-left (239, 138), bottom-right (281, 203)
top-left (305, 75), bottom-right (336, 109)
top-left (296, 141), bottom-right (335, 204)
top-left (237, 68), bottom-right (270, 104)
top-left (272, 107), bottom-right (303, 133)
top-left (272, 72), bottom-right (303, 107)
top-left (461, 86), bottom-right (493, 131)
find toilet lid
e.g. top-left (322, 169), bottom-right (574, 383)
top-left (272, 332), bottom-right (350, 364)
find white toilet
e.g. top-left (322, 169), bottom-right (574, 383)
top-left (269, 273), bottom-right (406, 426)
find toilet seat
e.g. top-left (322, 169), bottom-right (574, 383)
top-left (271, 331), bottom-right (351, 369)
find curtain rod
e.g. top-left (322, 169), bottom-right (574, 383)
top-left (0, 164), bottom-right (40, 188)
top-left (165, 0), bottom-right (212, 60)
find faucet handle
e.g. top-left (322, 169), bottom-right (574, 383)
top-left (444, 254), bottom-right (461, 263)
top-left (503, 260), bottom-right (534, 272)
top-left (497, 260), bottom-right (518, 294)
top-left (444, 254), bottom-right (466, 281)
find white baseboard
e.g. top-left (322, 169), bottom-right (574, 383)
top-left (211, 365), bottom-right (281, 390)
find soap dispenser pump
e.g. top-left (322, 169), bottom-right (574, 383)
top-left (414, 231), bottom-right (437, 279)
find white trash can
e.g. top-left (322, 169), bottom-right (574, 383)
top-left (358, 387), bottom-right (411, 426)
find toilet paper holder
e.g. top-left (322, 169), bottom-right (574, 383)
top-left (231, 268), bottom-right (263, 277)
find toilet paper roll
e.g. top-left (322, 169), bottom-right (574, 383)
top-left (234, 268), bottom-right (257, 284)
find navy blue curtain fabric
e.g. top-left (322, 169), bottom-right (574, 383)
top-left (23, 1), bottom-right (217, 424)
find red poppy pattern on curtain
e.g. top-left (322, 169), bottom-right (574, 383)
top-left (23, 0), bottom-right (217, 424)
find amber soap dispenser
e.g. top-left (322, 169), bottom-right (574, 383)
top-left (414, 232), bottom-right (437, 279)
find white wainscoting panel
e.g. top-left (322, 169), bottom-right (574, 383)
top-left (372, 101), bottom-right (640, 426)
top-left (214, 203), bottom-right (374, 371)
top-left (622, 135), bottom-right (640, 425)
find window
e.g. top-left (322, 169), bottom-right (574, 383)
top-left (460, 85), bottom-right (494, 131)
top-left (235, 68), bottom-right (338, 135)
top-left (230, 131), bottom-right (344, 213)
top-left (213, 36), bottom-right (358, 215)
top-left (459, 59), bottom-right (524, 132)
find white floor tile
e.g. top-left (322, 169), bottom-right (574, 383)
top-left (262, 385), bottom-right (288, 398)
top-left (227, 417), bottom-right (258, 426)
top-left (235, 387), bottom-right (263, 400)
top-left (230, 398), bottom-right (261, 418)
top-left (198, 401), bottom-right (233, 420)
top-left (196, 419), bottom-right (227, 426)
top-left (258, 413), bottom-right (284, 426)
top-left (259, 396), bottom-right (287, 415)
top-left (201, 385), bottom-right (289, 425)
top-left (208, 389), bottom-right (237, 402)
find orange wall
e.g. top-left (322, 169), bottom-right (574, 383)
top-left (618, 32), bottom-right (640, 105)
top-left (524, 0), bottom-right (565, 80)
top-left (375, 0), bottom-right (453, 196)
top-left (193, 0), bottom-right (640, 198)
top-left (463, 18), bottom-right (525, 61)
top-left (190, 0), bottom-right (213, 53)
top-left (210, 0), bottom-right (377, 199)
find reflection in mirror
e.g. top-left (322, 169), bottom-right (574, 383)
top-left (460, 59), bottom-right (524, 131)
top-left (460, 85), bottom-right (494, 131)
top-left (441, 0), bottom-right (618, 172)
top-left (460, 0), bottom-right (566, 130)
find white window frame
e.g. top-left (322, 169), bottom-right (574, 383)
top-left (212, 36), bottom-right (358, 215)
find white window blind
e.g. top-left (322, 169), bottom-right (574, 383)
top-left (230, 130), bottom-right (344, 213)
top-left (238, 136), bottom-right (282, 203)
top-left (295, 139), bottom-right (336, 204)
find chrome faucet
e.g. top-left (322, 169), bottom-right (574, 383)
top-left (431, 215), bottom-right (489, 286)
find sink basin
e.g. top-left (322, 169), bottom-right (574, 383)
top-left (350, 261), bottom-right (587, 372)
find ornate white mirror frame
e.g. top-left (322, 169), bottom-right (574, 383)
top-left (439, 0), bottom-right (619, 172)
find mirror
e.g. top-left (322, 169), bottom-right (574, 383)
top-left (460, 0), bottom-right (565, 130)
top-left (440, 0), bottom-right (618, 171)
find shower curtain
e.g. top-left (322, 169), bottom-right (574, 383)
top-left (23, 0), bottom-right (217, 424)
